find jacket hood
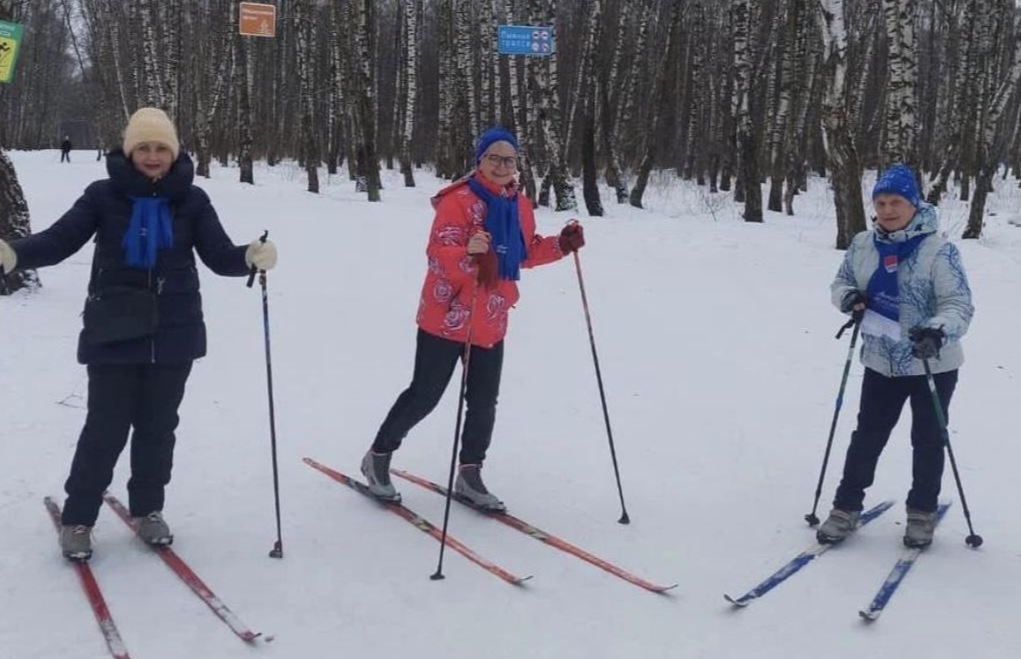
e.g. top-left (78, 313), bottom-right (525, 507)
top-left (106, 149), bottom-right (194, 201)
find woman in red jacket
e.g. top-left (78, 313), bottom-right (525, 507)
top-left (361, 127), bottom-right (584, 511)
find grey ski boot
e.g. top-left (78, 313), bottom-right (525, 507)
top-left (133, 511), bottom-right (173, 546)
top-left (903, 508), bottom-right (938, 548)
top-left (455, 464), bottom-right (506, 512)
top-left (360, 450), bottom-right (401, 503)
top-left (60, 524), bottom-right (93, 561)
top-left (816, 508), bottom-right (861, 544)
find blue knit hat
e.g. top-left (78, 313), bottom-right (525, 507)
top-left (474, 126), bottom-right (519, 164)
top-left (872, 164), bottom-right (920, 207)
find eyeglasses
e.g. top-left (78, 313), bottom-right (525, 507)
top-left (484, 154), bottom-right (519, 169)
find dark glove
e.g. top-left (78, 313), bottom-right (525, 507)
top-left (474, 252), bottom-right (499, 290)
top-left (909, 326), bottom-right (944, 360)
top-left (559, 223), bottom-right (585, 254)
top-left (840, 289), bottom-right (868, 314)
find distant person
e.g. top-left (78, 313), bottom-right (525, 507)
top-left (818, 164), bottom-right (974, 549)
top-left (60, 136), bottom-right (72, 163)
top-left (359, 126), bottom-right (585, 511)
top-left (0, 108), bottom-right (279, 561)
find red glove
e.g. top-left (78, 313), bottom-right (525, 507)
top-left (559, 223), bottom-right (585, 254)
top-left (474, 252), bottom-right (499, 289)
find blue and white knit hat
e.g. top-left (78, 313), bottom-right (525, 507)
top-left (872, 164), bottom-right (920, 207)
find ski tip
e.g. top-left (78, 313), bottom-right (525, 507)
top-left (724, 594), bottom-right (750, 607)
top-left (242, 631), bottom-right (263, 643)
top-left (514, 574), bottom-right (535, 586)
top-left (655, 583), bottom-right (679, 594)
top-left (859, 609), bottom-right (879, 622)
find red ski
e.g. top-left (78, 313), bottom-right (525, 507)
top-left (391, 468), bottom-right (677, 593)
top-left (44, 497), bottom-right (132, 659)
top-left (102, 494), bottom-right (261, 643)
top-left (303, 457), bottom-right (531, 586)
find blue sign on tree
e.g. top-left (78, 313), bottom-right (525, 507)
top-left (498, 25), bottom-right (555, 57)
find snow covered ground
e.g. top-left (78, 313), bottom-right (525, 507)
top-left (2, 150), bottom-right (1020, 659)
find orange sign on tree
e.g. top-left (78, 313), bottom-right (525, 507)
top-left (239, 2), bottom-right (277, 38)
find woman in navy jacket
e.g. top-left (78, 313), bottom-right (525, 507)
top-left (0, 108), bottom-right (278, 560)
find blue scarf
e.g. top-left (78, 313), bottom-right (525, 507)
top-left (122, 196), bottom-right (173, 269)
top-left (467, 177), bottom-right (527, 281)
top-left (865, 233), bottom-right (927, 324)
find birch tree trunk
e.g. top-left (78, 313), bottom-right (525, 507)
top-left (733, 0), bottom-right (764, 222)
top-left (533, 0), bottom-right (577, 211)
top-left (881, 0), bottom-right (919, 167)
top-left (295, 0), bottom-right (319, 193)
top-left (963, 1), bottom-right (1021, 239)
top-left (817, 0), bottom-right (867, 248)
top-left (356, 0), bottom-right (382, 200)
top-left (196, 0), bottom-right (234, 178)
top-left (137, 0), bottom-right (165, 109)
top-left (400, 0), bottom-right (420, 187)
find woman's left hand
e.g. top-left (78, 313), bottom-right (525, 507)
top-left (559, 223), bottom-right (585, 254)
top-left (245, 239), bottom-right (278, 271)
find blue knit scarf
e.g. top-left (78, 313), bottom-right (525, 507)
top-left (467, 177), bottom-right (527, 281)
top-left (863, 233), bottom-right (926, 338)
top-left (123, 196), bottom-right (173, 269)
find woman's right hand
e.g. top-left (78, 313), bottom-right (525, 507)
top-left (0, 239), bottom-right (17, 272)
top-left (467, 231), bottom-right (491, 255)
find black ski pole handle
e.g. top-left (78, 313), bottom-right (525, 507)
top-left (247, 230), bottom-right (268, 288)
top-left (835, 311), bottom-right (862, 340)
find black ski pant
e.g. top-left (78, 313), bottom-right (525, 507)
top-left (833, 367), bottom-right (958, 514)
top-left (373, 329), bottom-right (503, 465)
top-left (62, 362), bottom-right (192, 526)
top-left (60, 150), bottom-right (70, 163)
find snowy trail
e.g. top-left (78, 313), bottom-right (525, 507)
top-left (2, 151), bottom-right (1019, 658)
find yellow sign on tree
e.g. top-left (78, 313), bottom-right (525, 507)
top-left (0, 20), bottom-right (24, 84)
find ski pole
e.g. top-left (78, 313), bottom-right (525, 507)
top-left (570, 231), bottom-right (630, 525)
top-left (0, 265), bottom-right (8, 295)
top-left (922, 358), bottom-right (983, 548)
top-left (805, 314), bottom-right (862, 526)
top-left (432, 279), bottom-right (480, 581)
top-left (248, 231), bottom-right (284, 559)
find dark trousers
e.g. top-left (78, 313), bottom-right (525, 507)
top-left (62, 362), bottom-right (192, 526)
top-left (833, 367), bottom-right (958, 514)
top-left (60, 151), bottom-right (70, 163)
top-left (373, 329), bottom-right (503, 465)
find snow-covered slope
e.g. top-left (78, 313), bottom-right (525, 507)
top-left (2, 150), bottom-right (1019, 658)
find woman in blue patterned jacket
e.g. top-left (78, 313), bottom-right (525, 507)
top-left (817, 163), bottom-right (974, 549)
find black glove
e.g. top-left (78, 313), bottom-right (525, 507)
top-left (909, 326), bottom-right (944, 360)
top-left (840, 290), bottom-right (868, 316)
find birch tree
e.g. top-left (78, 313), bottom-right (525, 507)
top-left (817, 0), bottom-right (867, 248)
top-left (295, 0), bottom-right (319, 193)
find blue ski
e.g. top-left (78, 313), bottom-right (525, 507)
top-left (725, 500), bottom-right (895, 607)
top-left (858, 502), bottom-right (952, 622)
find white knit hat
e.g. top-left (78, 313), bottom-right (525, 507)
top-left (123, 108), bottom-right (180, 159)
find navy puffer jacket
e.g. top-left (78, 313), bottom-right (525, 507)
top-left (12, 150), bottom-right (250, 365)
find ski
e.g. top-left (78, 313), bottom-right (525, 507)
top-left (43, 497), bottom-right (132, 659)
top-left (858, 502), bottom-right (952, 622)
top-left (102, 494), bottom-right (261, 643)
top-left (391, 467), bottom-right (676, 593)
top-left (303, 457), bottom-right (531, 586)
top-left (725, 499), bottom-right (896, 607)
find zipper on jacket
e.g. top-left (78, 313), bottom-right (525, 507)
top-left (149, 268), bottom-right (156, 364)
